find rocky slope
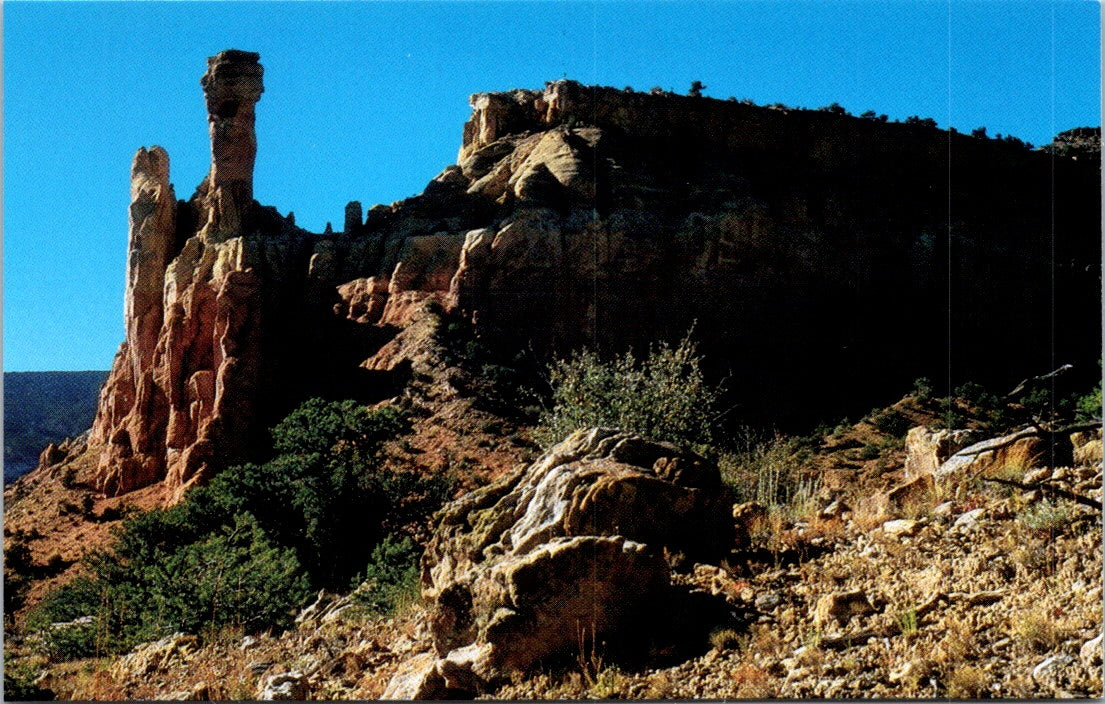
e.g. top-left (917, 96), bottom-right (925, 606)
top-left (23, 411), bottom-right (1102, 700)
top-left (60, 49), bottom-right (1099, 500)
top-left (6, 49), bottom-right (1101, 701)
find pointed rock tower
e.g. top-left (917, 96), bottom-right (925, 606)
top-left (195, 49), bottom-right (264, 241)
top-left (89, 50), bottom-right (276, 498)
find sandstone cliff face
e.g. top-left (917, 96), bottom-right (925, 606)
top-left (87, 56), bottom-right (1101, 497)
top-left (90, 51), bottom-right (313, 497)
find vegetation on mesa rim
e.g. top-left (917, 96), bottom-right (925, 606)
top-left (23, 400), bottom-right (448, 660)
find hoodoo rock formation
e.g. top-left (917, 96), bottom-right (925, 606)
top-left (195, 49), bottom-right (265, 242)
top-left (90, 50), bottom-right (289, 497)
top-left (86, 51), bottom-right (1101, 498)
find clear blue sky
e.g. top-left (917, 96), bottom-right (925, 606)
top-left (3, 1), bottom-right (1100, 372)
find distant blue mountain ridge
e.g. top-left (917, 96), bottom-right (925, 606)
top-left (4, 371), bottom-right (108, 484)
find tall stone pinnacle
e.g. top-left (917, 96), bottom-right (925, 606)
top-left (197, 49), bottom-right (264, 240)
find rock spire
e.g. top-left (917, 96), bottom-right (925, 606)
top-left (196, 49), bottom-right (264, 241)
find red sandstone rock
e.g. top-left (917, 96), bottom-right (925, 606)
top-left (83, 58), bottom-right (1100, 500)
top-left (89, 52), bottom-right (270, 497)
top-left (195, 50), bottom-right (264, 242)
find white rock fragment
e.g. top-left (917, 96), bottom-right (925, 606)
top-left (953, 507), bottom-right (986, 531)
top-left (258, 671), bottom-right (307, 701)
top-left (1080, 632), bottom-right (1103, 667)
top-left (1031, 654), bottom-right (1074, 684)
top-left (881, 518), bottom-right (920, 537)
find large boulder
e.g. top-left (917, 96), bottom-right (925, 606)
top-left (903, 427), bottom-right (978, 481)
top-left (1071, 428), bottom-right (1102, 467)
top-left (386, 427), bottom-right (733, 697)
top-left (934, 428), bottom-right (1044, 490)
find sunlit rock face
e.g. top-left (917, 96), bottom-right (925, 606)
top-left (87, 53), bottom-right (1101, 498)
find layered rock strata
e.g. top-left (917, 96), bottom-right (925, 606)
top-left (86, 52), bottom-right (1101, 497)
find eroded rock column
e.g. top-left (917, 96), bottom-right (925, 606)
top-left (89, 146), bottom-right (177, 494)
top-left (196, 49), bottom-right (264, 241)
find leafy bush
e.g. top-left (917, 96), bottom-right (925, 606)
top-left (1017, 500), bottom-right (1073, 535)
top-left (194, 400), bottom-right (448, 588)
top-left (28, 398), bottom-right (445, 659)
top-left (535, 332), bottom-right (722, 450)
top-left (437, 317), bottom-right (536, 418)
top-left (869, 409), bottom-right (911, 437)
top-left (857, 443), bottom-right (881, 460)
top-left (1076, 382), bottom-right (1102, 421)
top-left (4, 660), bottom-right (54, 701)
top-left (910, 377), bottom-right (933, 401)
top-left (30, 514), bottom-right (309, 658)
top-left (350, 535), bottom-right (421, 616)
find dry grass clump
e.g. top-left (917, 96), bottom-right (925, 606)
top-left (803, 516), bottom-right (846, 542)
top-left (933, 617), bottom-right (976, 666)
top-left (945, 664), bottom-right (988, 698)
top-left (731, 662), bottom-right (775, 697)
top-left (59, 658), bottom-right (127, 701)
top-left (748, 623), bottom-right (787, 658)
top-left (709, 627), bottom-right (743, 651)
top-left (1012, 608), bottom-right (1062, 652)
top-left (718, 435), bottom-right (819, 519)
top-left (586, 665), bottom-right (630, 699)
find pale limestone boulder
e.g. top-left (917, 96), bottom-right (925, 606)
top-left (812, 589), bottom-right (877, 630)
top-left (110, 633), bottom-right (197, 680)
top-left (257, 671), bottom-right (307, 701)
top-left (1080, 632), bottom-right (1103, 667)
top-left (904, 427), bottom-right (978, 481)
top-left (935, 428), bottom-right (1043, 490)
top-left (386, 427), bottom-right (732, 697)
top-left (878, 473), bottom-right (936, 517)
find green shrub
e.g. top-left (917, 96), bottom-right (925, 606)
top-left (858, 443), bottom-right (881, 460)
top-left (870, 409), bottom-right (911, 438)
top-left (30, 514), bottom-right (309, 658)
top-left (209, 403), bottom-right (445, 588)
top-left (1076, 383), bottom-right (1102, 421)
top-left (27, 398), bottom-right (441, 659)
top-left (437, 316), bottom-right (535, 418)
top-left (535, 332), bottom-right (722, 450)
top-left (896, 608), bottom-right (919, 636)
top-left (27, 576), bottom-right (104, 659)
top-left (1017, 500), bottom-right (1073, 535)
top-left (4, 660), bottom-right (54, 701)
top-left (350, 535), bottom-right (421, 616)
top-left (197, 401), bottom-right (443, 588)
top-left (719, 435), bottom-right (817, 513)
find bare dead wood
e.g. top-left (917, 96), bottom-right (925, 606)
top-left (956, 422), bottom-right (1102, 457)
top-left (980, 476), bottom-right (1102, 510)
top-left (819, 627), bottom-right (891, 650)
